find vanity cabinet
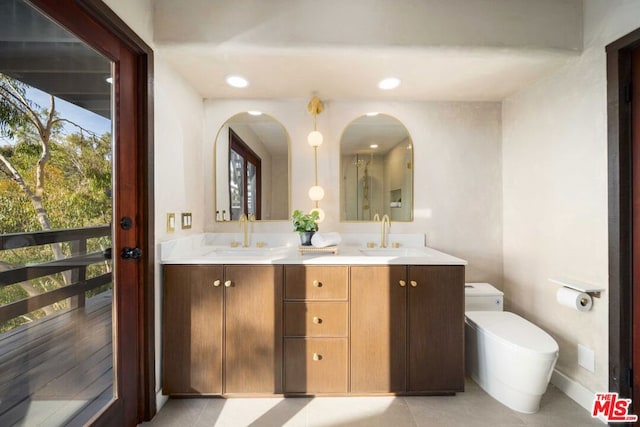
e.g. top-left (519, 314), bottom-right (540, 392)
top-left (162, 262), bottom-right (463, 396)
top-left (350, 265), bottom-right (464, 393)
top-left (283, 266), bottom-right (349, 393)
top-left (162, 264), bottom-right (283, 395)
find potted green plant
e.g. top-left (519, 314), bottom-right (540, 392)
top-left (292, 209), bottom-right (319, 246)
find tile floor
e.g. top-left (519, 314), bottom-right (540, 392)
top-left (142, 379), bottom-right (604, 427)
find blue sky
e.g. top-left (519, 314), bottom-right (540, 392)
top-left (26, 86), bottom-right (112, 137)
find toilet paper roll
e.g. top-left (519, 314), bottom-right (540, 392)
top-left (556, 287), bottom-right (593, 312)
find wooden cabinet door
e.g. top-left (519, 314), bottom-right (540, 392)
top-left (224, 265), bottom-right (283, 394)
top-left (351, 266), bottom-right (407, 393)
top-left (162, 265), bottom-right (224, 394)
top-left (407, 265), bottom-right (464, 392)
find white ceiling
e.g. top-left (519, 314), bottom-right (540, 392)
top-left (160, 45), bottom-right (576, 102)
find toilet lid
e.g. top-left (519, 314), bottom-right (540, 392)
top-left (465, 311), bottom-right (558, 354)
top-left (464, 282), bottom-right (504, 297)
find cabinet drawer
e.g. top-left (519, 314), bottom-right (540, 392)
top-left (284, 266), bottom-right (348, 300)
top-left (284, 302), bottom-right (348, 337)
top-left (284, 338), bottom-right (348, 393)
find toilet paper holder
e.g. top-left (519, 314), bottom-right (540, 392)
top-left (549, 277), bottom-right (604, 298)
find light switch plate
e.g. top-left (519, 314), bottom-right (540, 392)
top-left (166, 213), bottom-right (175, 233)
top-left (181, 212), bottom-right (192, 229)
top-left (578, 344), bottom-right (595, 373)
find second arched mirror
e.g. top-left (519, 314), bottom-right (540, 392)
top-left (340, 114), bottom-right (413, 221)
top-left (214, 113), bottom-right (290, 221)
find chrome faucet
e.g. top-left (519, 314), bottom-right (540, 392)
top-left (380, 214), bottom-right (390, 248)
top-left (373, 213), bottom-right (380, 222)
top-left (239, 213), bottom-right (255, 247)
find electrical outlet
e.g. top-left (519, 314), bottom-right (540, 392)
top-left (578, 344), bottom-right (595, 373)
top-left (166, 213), bottom-right (175, 233)
top-left (181, 212), bottom-right (192, 229)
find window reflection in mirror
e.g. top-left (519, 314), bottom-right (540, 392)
top-left (215, 113), bottom-right (290, 221)
top-left (340, 114), bottom-right (413, 221)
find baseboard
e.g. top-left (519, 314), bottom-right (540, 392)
top-left (550, 369), bottom-right (606, 424)
top-left (156, 389), bottom-right (169, 412)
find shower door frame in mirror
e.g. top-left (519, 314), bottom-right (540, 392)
top-left (29, 1), bottom-right (155, 425)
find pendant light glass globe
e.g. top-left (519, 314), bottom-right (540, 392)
top-left (308, 185), bottom-right (325, 201)
top-left (308, 130), bottom-right (323, 147)
top-left (310, 207), bottom-right (325, 223)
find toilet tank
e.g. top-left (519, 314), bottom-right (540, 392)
top-left (465, 282), bottom-right (503, 311)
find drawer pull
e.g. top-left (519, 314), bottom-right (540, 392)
top-left (312, 280), bottom-right (322, 288)
top-left (312, 316), bottom-right (322, 324)
top-left (312, 353), bottom-right (322, 361)
top-left (213, 280), bottom-right (221, 287)
top-left (399, 280), bottom-right (406, 287)
top-left (224, 280), bottom-right (232, 287)
top-left (410, 280), bottom-right (418, 288)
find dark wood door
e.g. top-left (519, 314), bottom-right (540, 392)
top-left (224, 265), bottom-right (283, 393)
top-left (162, 265), bottom-right (223, 394)
top-left (407, 266), bottom-right (464, 392)
top-left (29, 1), bottom-right (153, 425)
top-left (632, 45), bottom-right (640, 409)
top-left (350, 266), bottom-right (407, 393)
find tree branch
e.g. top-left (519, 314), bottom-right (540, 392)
top-left (0, 152), bottom-right (35, 198)
top-left (51, 117), bottom-right (101, 138)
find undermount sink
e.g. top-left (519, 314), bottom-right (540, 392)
top-left (358, 248), bottom-right (427, 257)
top-left (210, 246), bottom-right (289, 257)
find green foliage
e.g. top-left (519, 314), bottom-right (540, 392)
top-left (0, 74), bottom-right (113, 333)
top-left (0, 132), bottom-right (112, 233)
top-left (292, 209), bottom-right (319, 232)
top-left (0, 75), bottom-right (32, 139)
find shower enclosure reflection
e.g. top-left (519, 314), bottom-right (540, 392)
top-left (340, 114), bottom-right (413, 221)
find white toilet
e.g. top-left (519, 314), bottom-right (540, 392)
top-left (464, 282), bottom-right (559, 414)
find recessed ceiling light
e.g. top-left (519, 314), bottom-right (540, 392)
top-left (366, 112), bottom-right (379, 117)
top-left (226, 75), bottom-right (249, 88)
top-left (248, 111), bottom-right (262, 116)
top-left (378, 77), bottom-right (400, 90)
top-left (370, 144), bottom-right (379, 149)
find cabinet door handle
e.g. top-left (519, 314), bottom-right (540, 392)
top-left (224, 280), bottom-right (232, 287)
top-left (410, 280), bottom-right (418, 288)
top-left (312, 316), bottom-right (322, 324)
top-left (312, 280), bottom-right (322, 288)
top-left (312, 353), bottom-right (322, 361)
top-left (213, 280), bottom-right (221, 287)
top-left (399, 280), bottom-right (406, 287)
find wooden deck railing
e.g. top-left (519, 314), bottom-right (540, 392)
top-left (0, 225), bottom-right (112, 323)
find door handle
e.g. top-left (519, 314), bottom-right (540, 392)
top-left (121, 247), bottom-right (142, 259)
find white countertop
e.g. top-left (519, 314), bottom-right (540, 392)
top-left (159, 233), bottom-right (467, 266)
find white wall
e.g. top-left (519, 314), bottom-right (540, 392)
top-left (203, 99), bottom-right (503, 285)
top-left (151, 55), bottom-right (205, 402)
top-left (502, 0), bottom-right (640, 394)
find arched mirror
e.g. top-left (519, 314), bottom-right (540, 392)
top-left (340, 114), bottom-right (413, 221)
top-left (214, 113), bottom-right (290, 221)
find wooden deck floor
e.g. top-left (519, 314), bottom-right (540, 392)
top-left (0, 291), bottom-right (114, 427)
